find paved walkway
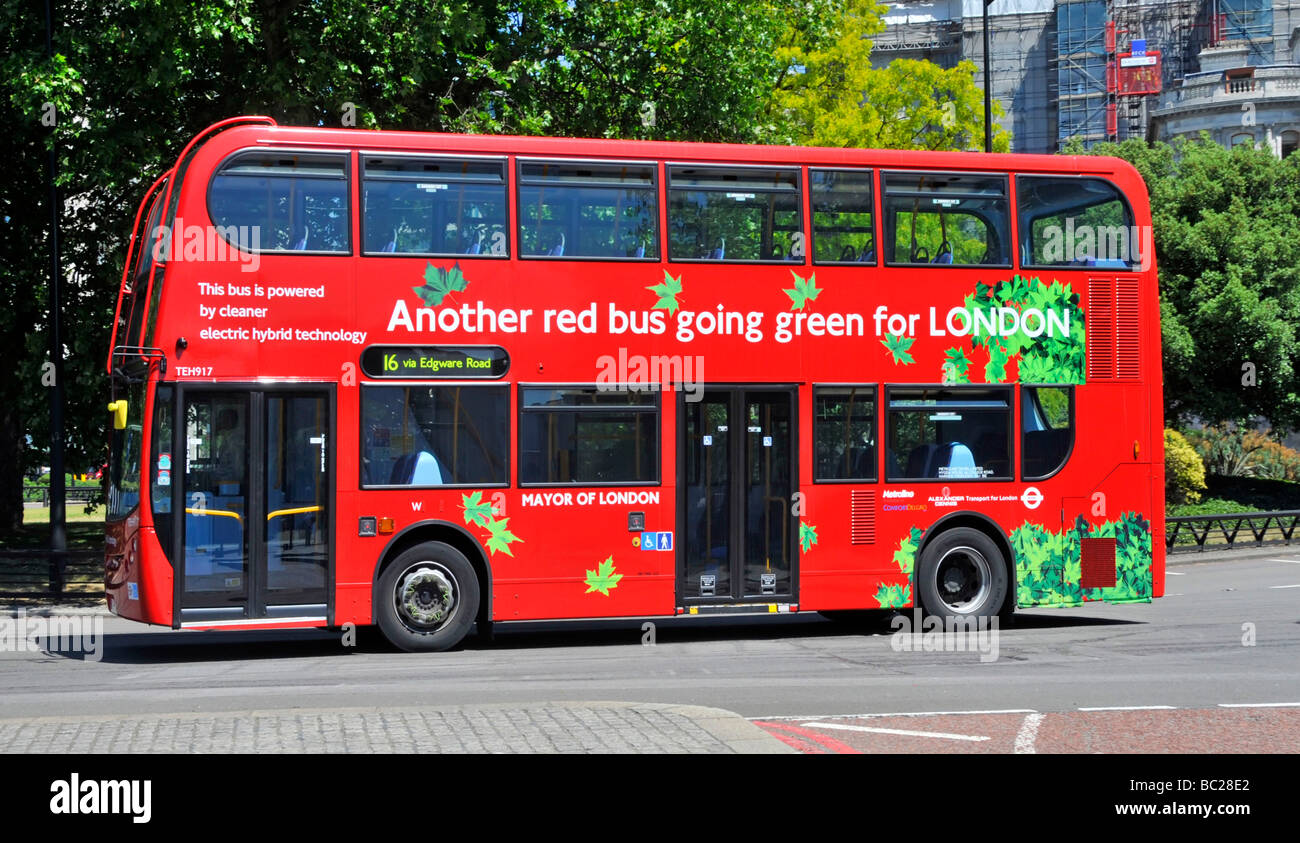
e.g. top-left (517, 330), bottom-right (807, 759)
top-left (0, 701), bottom-right (792, 754)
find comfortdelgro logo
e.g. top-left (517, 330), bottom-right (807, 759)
top-left (50, 774), bottom-right (151, 823)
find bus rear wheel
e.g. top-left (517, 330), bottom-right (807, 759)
top-left (916, 527), bottom-right (1007, 621)
top-left (377, 542), bottom-right (480, 652)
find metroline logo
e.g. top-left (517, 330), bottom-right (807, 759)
top-left (49, 773), bottom-right (151, 823)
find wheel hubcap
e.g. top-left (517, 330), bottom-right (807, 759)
top-left (395, 564), bottom-right (457, 631)
top-left (934, 546), bottom-right (991, 614)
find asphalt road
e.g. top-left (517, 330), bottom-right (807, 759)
top-left (1, 550), bottom-right (1297, 744)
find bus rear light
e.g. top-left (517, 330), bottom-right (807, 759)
top-left (378, 517), bottom-right (396, 534)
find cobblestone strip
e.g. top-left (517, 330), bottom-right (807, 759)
top-left (0, 702), bottom-right (793, 754)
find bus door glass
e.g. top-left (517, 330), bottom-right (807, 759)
top-left (681, 388), bottom-right (796, 603)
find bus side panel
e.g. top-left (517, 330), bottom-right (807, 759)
top-left (797, 484), bottom-right (901, 611)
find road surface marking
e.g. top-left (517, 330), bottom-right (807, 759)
top-left (751, 721), bottom-right (860, 754)
top-left (1268, 584), bottom-right (1300, 589)
top-left (1166, 571), bottom-right (1185, 576)
top-left (1013, 713), bottom-right (1045, 754)
top-left (1267, 558), bottom-right (1300, 564)
top-left (752, 708), bottom-right (1035, 721)
top-left (1218, 702), bottom-right (1300, 708)
top-left (802, 722), bottom-right (990, 742)
top-left (1078, 705), bottom-right (1176, 711)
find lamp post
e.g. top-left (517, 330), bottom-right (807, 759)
top-left (984, 0), bottom-right (994, 153)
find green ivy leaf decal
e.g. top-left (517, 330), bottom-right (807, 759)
top-left (412, 261), bottom-right (469, 307)
top-left (874, 582), bottom-right (911, 609)
top-left (483, 516), bottom-right (522, 557)
top-left (584, 556), bottom-right (623, 596)
top-left (783, 271), bottom-right (821, 311)
top-left (459, 491), bottom-right (495, 528)
top-left (799, 522), bottom-right (818, 553)
top-left (941, 347), bottom-right (972, 384)
top-left (984, 343), bottom-right (1010, 383)
top-left (646, 271), bottom-right (683, 314)
top-left (881, 333), bottom-right (915, 365)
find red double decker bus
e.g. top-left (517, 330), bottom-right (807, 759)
top-left (105, 116), bottom-right (1164, 651)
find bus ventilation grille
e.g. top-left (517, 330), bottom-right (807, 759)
top-left (1086, 277), bottom-right (1141, 381)
top-left (851, 490), bottom-right (876, 545)
top-left (1080, 537), bottom-right (1117, 590)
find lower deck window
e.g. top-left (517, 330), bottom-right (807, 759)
top-left (362, 385), bottom-right (508, 486)
top-left (887, 387), bottom-right (1011, 480)
top-left (1022, 385), bottom-right (1074, 479)
top-left (520, 387), bottom-right (658, 484)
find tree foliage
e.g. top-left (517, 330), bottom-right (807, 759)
top-left (771, 0), bottom-right (1010, 152)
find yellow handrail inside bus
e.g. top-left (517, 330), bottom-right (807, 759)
top-left (185, 507), bottom-right (242, 522)
top-left (267, 506), bottom-right (321, 522)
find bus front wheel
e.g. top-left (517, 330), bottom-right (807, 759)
top-left (377, 542), bottom-right (480, 652)
top-left (916, 527), bottom-right (1007, 621)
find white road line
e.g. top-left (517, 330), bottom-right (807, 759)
top-left (1013, 713), bottom-right (1046, 754)
top-left (1166, 571), bottom-right (1186, 576)
top-left (1267, 558), bottom-right (1300, 564)
top-left (803, 722), bottom-right (990, 742)
top-left (1218, 702), bottom-right (1300, 708)
top-left (751, 708), bottom-right (1037, 721)
top-left (1268, 584), bottom-right (1300, 589)
top-left (1078, 705), bottom-right (1176, 711)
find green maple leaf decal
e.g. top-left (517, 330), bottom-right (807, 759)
top-left (941, 347), bottom-right (972, 384)
top-left (783, 271), bottom-right (821, 311)
top-left (985, 343), bottom-right (1010, 383)
top-left (459, 491), bottom-right (495, 528)
top-left (881, 333), bottom-right (915, 365)
top-left (483, 516), bottom-right (522, 556)
top-left (584, 556), bottom-right (623, 596)
top-left (799, 522), bottom-right (818, 553)
top-left (412, 261), bottom-right (469, 307)
top-left (874, 582), bottom-right (912, 609)
top-left (646, 271), bottom-right (683, 314)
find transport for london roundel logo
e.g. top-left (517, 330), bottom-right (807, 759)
top-left (1020, 486), bottom-right (1043, 510)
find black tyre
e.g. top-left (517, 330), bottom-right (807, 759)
top-left (376, 542), bottom-right (480, 652)
top-left (915, 527), bottom-right (1008, 620)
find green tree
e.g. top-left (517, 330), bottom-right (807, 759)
top-left (772, 0), bottom-right (1010, 152)
top-left (1071, 136), bottom-right (1300, 431)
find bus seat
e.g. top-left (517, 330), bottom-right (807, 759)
top-left (906, 443), bottom-right (940, 478)
top-left (291, 226), bottom-right (308, 250)
top-left (708, 237), bottom-right (725, 260)
top-left (633, 244), bottom-right (645, 258)
top-left (859, 248), bottom-right (875, 262)
top-left (933, 250), bottom-right (953, 264)
top-left (943, 443), bottom-right (976, 477)
top-left (388, 451), bottom-right (444, 485)
top-left (839, 245), bottom-right (857, 262)
top-left (851, 445), bottom-right (876, 478)
top-left (547, 232), bottom-right (566, 257)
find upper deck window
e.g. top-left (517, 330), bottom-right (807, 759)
top-left (882, 172), bottom-right (1010, 267)
top-left (811, 169), bottom-right (876, 265)
top-left (208, 152), bottom-right (349, 253)
top-left (1017, 176), bottom-right (1137, 269)
top-left (517, 161), bottom-right (658, 260)
top-left (668, 165), bottom-right (803, 263)
top-left (363, 156), bottom-right (508, 257)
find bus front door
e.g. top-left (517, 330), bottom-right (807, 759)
top-left (679, 388), bottom-right (797, 605)
top-left (176, 386), bottom-right (334, 625)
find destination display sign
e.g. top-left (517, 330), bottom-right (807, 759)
top-left (360, 345), bottom-right (510, 379)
